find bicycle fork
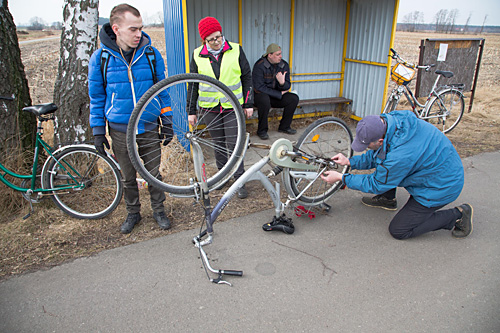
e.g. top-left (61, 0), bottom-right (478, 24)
top-left (190, 137), bottom-right (243, 286)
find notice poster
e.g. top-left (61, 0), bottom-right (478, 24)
top-left (437, 43), bottom-right (448, 62)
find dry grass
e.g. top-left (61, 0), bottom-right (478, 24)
top-left (1, 30), bottom-right (499, 281)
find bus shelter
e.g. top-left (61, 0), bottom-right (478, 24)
top-left (162, 0), bottom-right (402, 120)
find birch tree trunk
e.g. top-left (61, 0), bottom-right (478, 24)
top-left (0, 0), bottom-right (35, 153)
top-left (53, 0), bottom-right (98, 145)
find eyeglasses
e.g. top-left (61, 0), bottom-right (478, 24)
top-left (206, 35), bottom-right (223, 44)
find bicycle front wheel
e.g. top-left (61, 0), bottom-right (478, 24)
top-left (42, 146), bottom-right (123, 219)
top-left (282, 117), bottom-right (353, 205)
top-left (424, 89), bottom-right (464, 134)
top-left (127, 73), bottom-right (246, 196)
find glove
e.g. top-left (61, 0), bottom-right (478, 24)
top-left (160, 120), bottom-right (174, 146)
top-left (94, 135), bottom-right (110, 155)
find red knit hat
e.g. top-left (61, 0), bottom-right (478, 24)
top-left (198, 17), bottom-right (222, 41)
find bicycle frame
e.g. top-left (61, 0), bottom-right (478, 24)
top-left (0, 118), bottom-right (119, 196)
top-left (392, 73), bottom-right (442, 117)
top-left (190, 136), bottom-right (337, 285)
top-left (0, 127), bottom-right (58, 194)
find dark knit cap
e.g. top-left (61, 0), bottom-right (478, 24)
top-left (198, 17), bottom-right (222, 40)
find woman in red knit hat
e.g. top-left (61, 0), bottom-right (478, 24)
top-left (187, 16), bottom-right (254, 199)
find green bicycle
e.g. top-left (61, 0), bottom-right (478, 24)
top-left (0, 97), bottom-right (123, 219)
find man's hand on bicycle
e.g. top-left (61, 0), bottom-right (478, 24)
top-left (321, 170), bottom-right (343, 184)
top-left (94, 135), bottom-right (110, 155)
top-left (331, 153), bottom-right (350, 166)
top-left (321, 153), bottom-right (349, 184)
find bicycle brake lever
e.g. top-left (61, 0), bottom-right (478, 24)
top-left (211, 274), bottom-right (232, 286)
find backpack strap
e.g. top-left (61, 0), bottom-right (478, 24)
top-left (145, 46), bottom-right (159, 84)
top-left (100, 49), bottom-right (111, 89)
top-left (100, 46), bottom-right (158, 88)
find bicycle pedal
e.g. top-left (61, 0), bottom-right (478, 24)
top-left (294, 205), bottom-right (316, 220)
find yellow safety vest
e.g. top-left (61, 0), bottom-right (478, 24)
top-left (193, 42), bottom-right (243, 109)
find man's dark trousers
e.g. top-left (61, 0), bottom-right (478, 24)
top-left (109, 127), bottom-right (166, 214)
top-left (255, 92), bottom-right (299, 135)
top-left (382, 189), bottom-right (461, 239)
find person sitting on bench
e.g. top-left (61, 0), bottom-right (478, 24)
top-left (252, 43), bottom-right (299, 140)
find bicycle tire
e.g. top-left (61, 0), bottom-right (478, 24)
top-left (41, 146), bottom-right (123, 219)
top-left (126, 73), bottom-right (246, 196)
top-left (424, 89), bottom-right (464, 134)
top-left (282, 117), bottom-right (353, 205)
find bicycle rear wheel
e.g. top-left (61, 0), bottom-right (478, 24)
top-left (282, 117), bottom-right (353, 205)
top-left (42, 146), bottom-right (123, 219)
top-left (424, 89), bottom-right (464, 133)
top-left (127, 73), bottom-right (246, 196)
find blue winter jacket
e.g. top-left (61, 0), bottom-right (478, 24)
top-left (88, 27), bottom-right (171, 135)
top-left (342, 110), bottom-right (464, 207)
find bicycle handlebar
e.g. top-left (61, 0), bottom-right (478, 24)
top-left (0, 96), bottom-right (14, 101)
top-left (221, 270), bottom-right (243, 276)
top-left (390, 49), bottom-right (436, 72)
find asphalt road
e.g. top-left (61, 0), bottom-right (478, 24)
top-left (1, 144), bottom-right (499, 332)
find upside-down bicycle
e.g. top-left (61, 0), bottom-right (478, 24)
top-left (126, 73), bottom-right (353, 285)
top-left (0, 96), bottom-right (123, 219)
top-left (383, 48), bottom-right (465, 134)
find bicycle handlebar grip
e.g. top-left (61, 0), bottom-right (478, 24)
top-left (223, 270), bottom-right (243, 276)
top-left (390, 48), bottom-right (396, 54)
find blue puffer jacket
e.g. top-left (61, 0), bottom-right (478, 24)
top-left (89, 26), bottom-right (171, 135)
top-left (343, 110), bottom-right (464, 207)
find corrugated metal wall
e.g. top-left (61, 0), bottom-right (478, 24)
top-left (343, 0), bottom-right (395, 117)
top-left (292, 0), bottom-right (346, 100)
top-left (241, 0), bottom-right (291, 68)
top-left (186, 0), bottom-right (240, 57)
top-left (163, 0), bottom-right (186, 75)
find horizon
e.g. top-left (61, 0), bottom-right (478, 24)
top-left (9, 0), bottom-right (500, 27)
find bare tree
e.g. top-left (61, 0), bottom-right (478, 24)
top-left (157, 11), bottom-right (164, 25)
top-left (480, 14), bottom-right (488, 34)
top-left (446, 9), bottom-right (459, 33)
top-left (28, 16), bottom-right (46, 30)
top-left (53, 0), bottom-right (98, 145)
top-left (434, 9), bottom-right (448, 32)
top-left (0, 0), bottom-right (35, 152)
top-left (463, 12), bottom-right (472, 33)
top-left (404, 11), bottom-right (424, 32)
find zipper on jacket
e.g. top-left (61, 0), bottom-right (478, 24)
top-left (105, 92), bottom-right (115, 116)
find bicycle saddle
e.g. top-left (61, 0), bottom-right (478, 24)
top-left (262, 215), bottom-right (295, 234)
top-left (22, 103), bottom-right (58, 116)
top-left (435, 70), bottom-right (454, 78)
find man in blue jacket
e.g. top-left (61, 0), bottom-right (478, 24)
top-left (88, 4), bottom-right (172, 234)
top-left (252, 43), bottom-right (299, 140)
top-left (321, 111), bottom-right (473, 239)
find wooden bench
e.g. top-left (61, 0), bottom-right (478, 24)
top-left (248, 96), bottom-right (352, 124)
top-left (297, 97), bottom-right (352, 109)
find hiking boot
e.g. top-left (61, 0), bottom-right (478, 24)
top-left (120, 213), bottom-right (141, 234)
top-left (257, 132), bottom-right (269, 140)
top-left (237, 185), bottom-right (248, 199)
top-left (278, 127), bottom-right (297, 135)
top-left (153, 211), bottom-right (171, 230)
top-left (361, 195), bottom-right (397, 211)
top-left (452, 204), bottom-right (473, 238)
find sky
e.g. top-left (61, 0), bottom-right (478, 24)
top-left (8, 0), bottom-right (500, 27)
